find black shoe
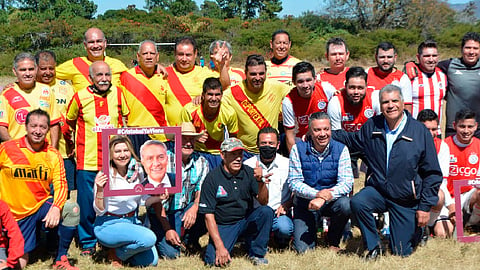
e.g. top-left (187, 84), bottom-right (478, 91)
top-left (419, 226), bottom-right (430, 247)
top-left (365, 246), bottom-right (383, 261)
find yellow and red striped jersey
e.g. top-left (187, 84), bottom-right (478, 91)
top-left (50, 79), bottom-right (75, 159)
top-left (266, 55), bottom-right (301, 86)
top-left (0, 137), bottom-right (67, 220)
top-left (56, 56), bottom-right (127, 92)
top-left (66, 86), bottom-right (130, 171)
top-left (181, 102), bottom-right (238, 154)
top-left (0, 82), bottom-right (61, 140)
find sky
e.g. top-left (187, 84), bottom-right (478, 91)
top-left (93, 0), bottom-right (473, 17)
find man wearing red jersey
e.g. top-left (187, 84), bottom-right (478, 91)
top-left (318, 37), bottom-right (350, 91)
top-left (367, 42), bottom-right (412, 113)
top-left (283, 62), bottom-right (336, 152)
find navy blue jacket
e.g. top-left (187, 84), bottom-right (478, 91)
top-left (333, 111), bottom-right (442, 211)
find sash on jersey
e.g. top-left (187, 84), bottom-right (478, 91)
top-left (165, 66), bottom-right (192, 106)
top-left (72, 57), bottom-right (93, 84)
top-left (3, 88), bottom-right (30, 110)
top-left (231, 85), bottom-right (271, 130)
top-left (122, 70), bottom-right (167, 126)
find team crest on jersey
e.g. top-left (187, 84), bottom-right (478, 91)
top-left (438, 82), bottom-right (443, 89)
top-left (92, 115), bottom-right (114, 132)
top-left (60, 80), bottom-right (66, 85)
top-left (216, 185), bottom-right (228, 198)
top-left (15, 109), bottom-right (29, 124)
top-left (469, 153), bottom-right (478, 165)
top-left (450, 154), bottom-right (457, 163)
top-left (41, 87), bottom-right (50, 96)
top-left (317, 101), bottom-right (327, 110)
top-left (364, 109), bottom-right (374, 118)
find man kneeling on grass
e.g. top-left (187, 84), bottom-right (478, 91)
top-left (199, 138), bottom-right (273, 266)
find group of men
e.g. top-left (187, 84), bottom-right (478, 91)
top-left (0, 25), bottom-right (479, 269)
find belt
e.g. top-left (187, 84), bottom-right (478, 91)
top-left (105, 211), bottom-right (135, 218)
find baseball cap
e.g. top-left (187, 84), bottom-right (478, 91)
top-left (220, 138), bottom-right (245, 152)
top-left (180, 122), bottom-right (202, 136)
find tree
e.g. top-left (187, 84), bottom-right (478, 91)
top-left (145, 0), bottom-right (198, 16)
top-left (17, 0), bottom-right (97, 18)
top-left (259, 0), bottom-right (282, 20)
top-left (455, 1), bottom-right (478, 24)
top-left (201, 0), bottom-right (225, 19)
top-left (216, 0), bottom-right (283, 19)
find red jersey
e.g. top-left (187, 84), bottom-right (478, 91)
top-left (336, 88), bottom-right (377, 132)
top-left (318, 67), bottom-right (349, 91)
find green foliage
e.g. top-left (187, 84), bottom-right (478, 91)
top-left (17, 0), bottom-right (97, 19)
top-left (146, 0), bottom-right (198, 16)
top-left (216, 0), bottom-right (283, 20)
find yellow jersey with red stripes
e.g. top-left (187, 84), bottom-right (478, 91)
top-left (164, 65), bottom-right (218, 126)
top-left (209, 67), bottom-right (245, 86)
top-left (50, 79), bottom-right (75, 159)
top-left (66, 86), bottom-right (130, 171)
top-left (181, 102), bottom-right (239, 154)
top-left (0, 137), bottom-right (68, 220)
top-left (56, 56), bottom-right (127, 92)
top-left (0, 82), bottom-right (61, 140)
top-left (222, 80), bottom-right (290, 153)
top-left (266, 55), bottom-right (301, 86)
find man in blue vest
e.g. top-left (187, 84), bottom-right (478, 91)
top-left (288, 111), bottom-right (353, 253)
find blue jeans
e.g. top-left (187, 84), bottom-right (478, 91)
top-left (76, 170), bottom-right (97, 249)
top-left (204, 206), bottom-right (273, 265)
top-left (94, 216), bottom-right (158, 267)
top-left (272, 214), bottom-right (294, 247)
top-left (64, 157), bottom-right (76, 192)
top-left (150, 204), bottom-right (207, 259)
top-left (350, 186), bottom-right (422, 256)
top-left (293, 196), bottom-right (351, 253)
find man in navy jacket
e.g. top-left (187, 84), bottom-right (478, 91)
top-left (333, 84), bottom-right (442, 259)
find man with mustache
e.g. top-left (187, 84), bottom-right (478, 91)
top-left (0, 53), bottom-right (61, 146)
top-left (288, 111), bottom-right (353, 253)
top-left (199, 138), bottom-right (272, 266)
top-left (222, 55), bottom-right (290, 158)
top-left (66, 61), bottom-right (130, 256)
top-left (266, 30), bottom-right (300, 86)
top-left (438, 32), bottom-right (480, 138)
top-left (181, 77), bottom-right (238, 169)
top-left (367, 42), bottom-right (412, 113)
top-left (404, 40), bottom-right (447, 133)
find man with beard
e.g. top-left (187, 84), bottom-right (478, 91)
top-left (288, 111), bottom-right (353, 253)
top-left (438, 32), bottom-right (480, 138)
top-left (283, 62), bottom-right (336, 153)
top-left (404, 41), bottom-right (447, 128)
top-left (244, 127), bottom-right (292, 248)
top-left (181, 77), bottom-right (238, 169)
top-left (318, 37), bottom-right (350, 91)
top-left (266, 30), bottom-right (301, 86)
top-left (0, 53), bottom-right (61, 145)
top-left (66, 61), bottom-right (130, 256)
top-left (222, 55), bottom-right (290, 157)
top-left (367, 42), bottom-right (412, 112)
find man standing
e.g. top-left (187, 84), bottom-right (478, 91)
top-left (222, 54), bottom-right (290, 156)
top-left (181, 77), bottom-right (238, 169)
top-left (367, 42), bottom-right (412, 112)
top-left (283, 62), bottom-right (335, 152)
top-left (289, 112), bottom-right (353, 253)
top-left (208, 40), bottom-right (245, 86)
top-left (438, 32), bottom-right (480, 137)
top-left (0, 53), bottom-right (61, 146)
top-left (318, 37), bottom-right (350, 91)
top-left (266, 30), bottom-right (301, 86)
top-left (66, 61), bottom-right (130, 255)
top-left (164, 36), bottom-right (230, 126)
top-left (244, 127), bottom-right (292, 248)
top-left (404, 40), bottom-right (447, 124)
top-left (333, 85), bottom-right (442, 258)
top-left (56, 27), bottom-right (128, 92)
top-left (0, 109), bottom-right (77, 269)
top-left (150, 122), bottom-right (209, 258)
top-left (199, 138), bottom-right (272, 266)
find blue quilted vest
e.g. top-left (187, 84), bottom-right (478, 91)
top-left (296, 139), bottom-right (343, 208)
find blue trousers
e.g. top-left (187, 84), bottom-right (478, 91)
top-left (150, 204), bottom-right (207, 259)
top-left (63, 157), bottom-right (76, 192)
top-left (293, 196), bottom-right (351, 253)
top-left (94, 216), bottom-right (158, 267)
top-left (76, 170), bottom-right (97, 249)
top-left (272, 214), bottom-right (294, 246)
top-left (204, 206), bottom-right (273, 265)
top-left (350, 186), bottom-right (422, 256)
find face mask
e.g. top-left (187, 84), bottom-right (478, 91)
top-left (259, 145), bottom-right (276, 160)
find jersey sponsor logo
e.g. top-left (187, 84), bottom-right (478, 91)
top-left (317, 101), bottom-right (327, 110)
top-left (342, 113), bottom-right (354, 122)
top-left (15, 109), bottom-right (28, 124)
top-left (343, 123), bottom-right (362, 132)
top-left (39, 100), bottom-right (50, 108)
top-left (216, 185), bottom-right (228, 198)
top-left (469, 153), bottom-right (478, 165)
top-left (41, 87), bottom-right (50, 96)
top-left (92, 115), bottom-right (114, 132)
top-left (11, 165), bottom-right (51, 181)
top-left (56, 98), bottom-right (67, 105)
top-left (454, 70), bottom-right (463, 75)
top-left (364, 109), bottom-right (375, 118)
top-left (449, 165), bottom-right (477, 177)
top-left (297, 115), bottom-right (309, 125)
top-left (450, 155), bottom-right (457, 163)
top-left (11, 96), bottom-right (23, 104)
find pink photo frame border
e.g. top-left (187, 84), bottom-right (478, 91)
top-left (454, 179), bottom-right (480, 242)
top-left (101, 127), bottom-right (182, 196)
